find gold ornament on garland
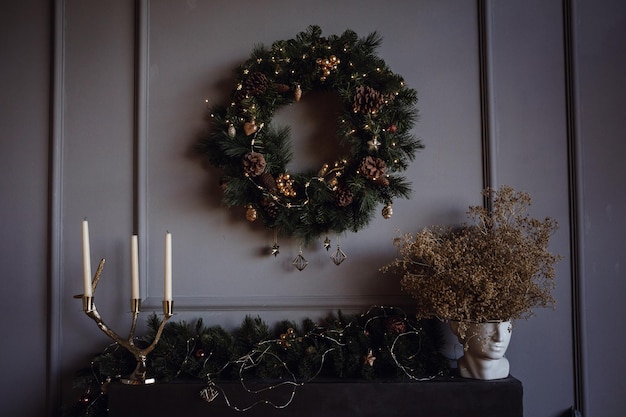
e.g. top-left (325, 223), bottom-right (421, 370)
top-left (202, 25), bottom-right (422, 246)
top-left (245, 205), bottom-right (257, 222)
top-left (382, 202), bottom-right (393, 219)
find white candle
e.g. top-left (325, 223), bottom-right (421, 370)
top-left (164, 232), bottom-right (172, 302)
top-left (131, 235), bottom-right (139, 299)
top-left (82, 219), bottom-right (93, 298)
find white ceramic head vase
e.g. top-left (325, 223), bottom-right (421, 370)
top-left (449, 320), bottom-right (512, 380)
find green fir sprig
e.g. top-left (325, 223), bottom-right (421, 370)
top-left (64, 307), bottom-right (448, 417)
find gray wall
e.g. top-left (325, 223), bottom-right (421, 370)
top-left (1, 1), bottom-right (624, 416)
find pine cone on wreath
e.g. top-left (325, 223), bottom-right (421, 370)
top-left (353, 85), bottom-right (385, 114)
top-left (374, 175), bottom-right (390, 187)
top-left (335, 186), bottom-right (354, 207)
top-left (259, 172), bottom-right (278, 194)
top-left (274, 83), bottom-right (291, 93)
top-left (359, 156), bottom-right (386, 180)
top-left (242, 152), bottom-right (267, 177)
top-left (261, 199), bottom-right (280, 218)
top-left (243, 71), bottom-right (269, 96)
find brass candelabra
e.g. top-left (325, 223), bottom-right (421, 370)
top-left (78, 258), bottom-right (173, 384)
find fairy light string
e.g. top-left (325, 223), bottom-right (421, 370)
top-left (68, 306), bottom-right (448, 416)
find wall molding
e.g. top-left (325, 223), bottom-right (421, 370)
top-left (477, 0), bottom-right (497, 208)
top-left (47, 0), bottom-right (65, 414)
top-left (132, 1), bottom-right (421, 312)
top-left (140, 294), bottom-right (413, 312)
top-left (135, 0), bottom-right (151, 307)
top-left (563, 0), bottom-right (586, 413)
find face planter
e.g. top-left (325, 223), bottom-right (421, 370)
top-left (449, 320), bottom-right (513, 380)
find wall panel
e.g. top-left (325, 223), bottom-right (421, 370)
top-left (486, 1), bottom-right (575, 415)
top-left (574, 0), bottom-right (626, 415)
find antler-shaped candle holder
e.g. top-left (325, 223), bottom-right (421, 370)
top-left (80, 258), bottom-right (173, 385)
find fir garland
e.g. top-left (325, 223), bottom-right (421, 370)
top-left (201, 26), bottom-right (422, 244)
top-left (64, 307), bottom-right (448, 417)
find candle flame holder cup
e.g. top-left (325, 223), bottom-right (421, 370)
top-left (78, 258), bottom-right (173, 385)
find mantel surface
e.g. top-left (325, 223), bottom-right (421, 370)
top-left (108, 376), bottom-right (523, 417)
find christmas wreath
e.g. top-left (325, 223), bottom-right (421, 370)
top-left (202, 26), bottom-right (422, 245)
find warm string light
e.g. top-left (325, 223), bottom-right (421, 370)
top-left (75, 306), bottom-right (442, 414)
top-left (196, 305), bottom-right (436, 410)
top-left (245, 159), bottom-right (347, 211)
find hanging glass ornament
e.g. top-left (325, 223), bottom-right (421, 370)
top-left (331, 238), bottom-right (347, 265)
top-left (228, 123), bottom-right (236, 138)
top-left (292, 246), bottom-right (308, 271)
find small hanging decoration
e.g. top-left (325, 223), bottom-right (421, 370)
top-left (363, 349), bottom-right (377, 366)
top-left (330, 237), bottom-right (347, 266)
top-left (382, 202), bottom-right (393, 219)
top-left (292, 246), bottom-right (308, 271)
top-left (271, 229), bottom-right (280, 257)
top-left (331, 246), bottom-right (347, 266)
top-left (323, 236), bottom-right (331, 251)
top-left (200, 383), bottom-right (219, 403)
top-left (201, 25), bottom-right (422, 247)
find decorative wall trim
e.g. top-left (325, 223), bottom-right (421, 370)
top-left (135, 0), bottom-right (151, 305)
top-left (477, 0), bottom-right (496, 208)
top-left (47, 0), bottom-right (65, 413)
top-left (132, 1), bottom-right (420, 312)
top-left (563, 0), bottom-right (586, 413)
top-left (140, 294), bottom-right (413, 312)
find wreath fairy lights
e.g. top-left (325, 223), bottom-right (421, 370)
top-left (202, 26), bottom-right (422, 260)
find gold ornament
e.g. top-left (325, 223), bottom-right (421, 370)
top-left (277, 327), bottom-right (297, 347)
top-left (245, 205), bottom-right (257, 222)
top-left (382, 203), bottom-right (393, 219)
top-left (294, 84), bottom-right (302, 102)
top-left (316, 55), bottom-right (340, 81)
top-left (243, 120), bottom-right (258, 136)
top-left (276, 173), bottom-right (296, 197)
top-left (367, 135), bottom-right (381, 151)
top-left (318, 163), bottom-right (329, 177)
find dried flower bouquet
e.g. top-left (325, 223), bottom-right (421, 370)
top-left (382, 185), bottom-right (561, 323)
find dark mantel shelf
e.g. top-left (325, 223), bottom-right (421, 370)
top-left (108, 376), bottom-right (523, 417)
